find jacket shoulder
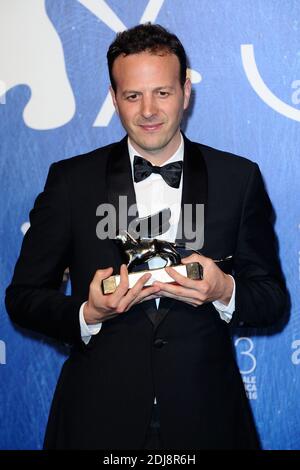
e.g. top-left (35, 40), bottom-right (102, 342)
top-left (194, 142), bottom-right (257, 169)
top-left (195, 141), bottom-right (258, 172)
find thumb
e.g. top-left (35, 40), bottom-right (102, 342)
top-left (97, 266), bottom-right (114, 280)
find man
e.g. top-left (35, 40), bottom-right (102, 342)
top-left (6, 23), bottom-right (286, 449)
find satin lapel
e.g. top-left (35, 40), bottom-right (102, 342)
top-left (157, 135), bottom-right (208, 326)
top-left (106, 136), bottom-right (158, 324)
top-left (175, 134), bottom-right (208, 249)
top-left (106, 136), bottom-right (137, 235)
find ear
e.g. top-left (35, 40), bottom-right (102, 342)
top-left (109, 85), bottom-right (119, 115)
top-left (183, 77), bottom-right (192, 110)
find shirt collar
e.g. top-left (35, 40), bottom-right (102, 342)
top-left (128, 133), bottom-right (184, 171)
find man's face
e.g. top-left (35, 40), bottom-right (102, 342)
top-left (110, 51), bottom-right (191, 163)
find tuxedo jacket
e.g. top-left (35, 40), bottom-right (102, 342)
top-left (6, 135), bottom-right (286, 449)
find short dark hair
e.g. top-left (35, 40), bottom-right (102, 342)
top-left (107, 23), bottom-right (188, 92)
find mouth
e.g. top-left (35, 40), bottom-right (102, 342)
top-left (139, 123), bottom-right (163, 132)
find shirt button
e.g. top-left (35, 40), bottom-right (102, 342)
top-left (153, 338), bottom-right (168, 349)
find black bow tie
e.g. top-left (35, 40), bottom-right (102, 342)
top-left (133, 155), bottom-right (183, 189)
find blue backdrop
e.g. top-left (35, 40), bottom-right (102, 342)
top-left (1, 0), bottom-right (299, 450)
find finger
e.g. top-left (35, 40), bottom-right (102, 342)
top-left (111, 264), bottom-right (130, 303)
top-left (153, 280), bottom-right (199, 298)
top-left (139, 293), bottom-right (161, 302)
top-left (94, 267), bottom-right (114, 282)
top-left (126, 285), bottom-right (161, 310)
top-left (132, 272), bottom-right (153, 291)
top-left (164, 266), bottom-right (198, 288)
top-left (115, 272), bottom-right (153, 311)
top-left (126, 273), bottom-right (156, 302)
top-left (102, 265), bottom-right (129, 312)
top-left (136, 283), bottom-right (161, 301)
top-left (157, 290), bottom-right (201, 306)
top-left (91, 267), bottom-right (113, 298)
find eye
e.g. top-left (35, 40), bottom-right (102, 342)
top-left (125, 94), bottom-right (139, 102)
top-left (158, 91), bottom-right (169, 98)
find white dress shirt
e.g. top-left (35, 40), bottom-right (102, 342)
top-left (80, 135), bottom-right (235, 344)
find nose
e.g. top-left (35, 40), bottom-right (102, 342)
top-left (141, 95), bottom-right (157, 119)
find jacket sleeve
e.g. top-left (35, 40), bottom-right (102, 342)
top-left (5, 162), bottom-right (83, 345)
top-left (231, 163), bottom-right (287, 327)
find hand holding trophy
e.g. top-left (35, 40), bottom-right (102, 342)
top-left (102, 230), bottom-right (203, 295)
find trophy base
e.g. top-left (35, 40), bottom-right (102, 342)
top-left (102, 262), bottom-right (203, 295)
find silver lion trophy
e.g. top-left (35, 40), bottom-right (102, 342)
top-left (102, 230), bottom-right (203, 295)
